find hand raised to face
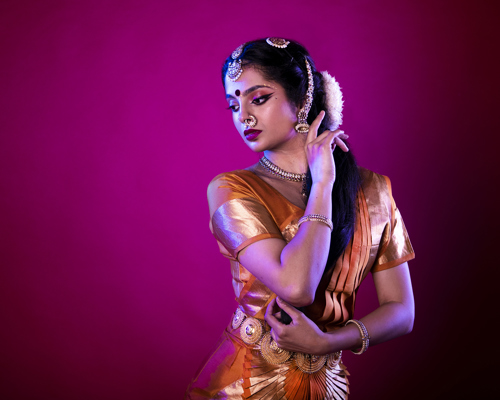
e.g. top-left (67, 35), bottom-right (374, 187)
top-left (304, 111), bottom-right (349, 187)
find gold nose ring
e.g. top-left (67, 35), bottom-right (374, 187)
top-left (244, 115), bottom-right (257, 128)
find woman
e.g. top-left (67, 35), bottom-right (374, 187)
top-left (186, 38), bottom-right (415, 399)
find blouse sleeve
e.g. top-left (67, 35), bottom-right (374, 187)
top-left (207, 173), bottom-right (283, 260)
top-left (371, 175), bottom-right (415, 273)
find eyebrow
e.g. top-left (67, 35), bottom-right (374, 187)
top-left (226, 85), bottom-right (275, 99)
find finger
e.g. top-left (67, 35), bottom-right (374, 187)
top-left (312, 128), bottom-right (347, 146)
top-left (313, 130), bottom-right (337, 150)
top-left (265, 297), bottom-right (276, 320)
top-left (318, 128), bottom-right (345, 140)
top-left (276, 297), bottom-right (302, 321)
top-left (265, 298), bottom-right (281, 329)
top-left (334, 137), bottom-right (349, 152)
top-left (309, 129), bottom-right (335, 148)
top-left (325, 129), bottom-right (345, 147)
top-left (270, 328), bottom-right (277, 342)
top-left (306, 111), bottom-right (325, 144)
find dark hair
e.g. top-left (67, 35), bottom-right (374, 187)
top-left (222, 38), bottom-right (360, 274)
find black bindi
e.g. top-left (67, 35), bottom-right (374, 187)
top-left (235, 89), bottom-right (241, 96)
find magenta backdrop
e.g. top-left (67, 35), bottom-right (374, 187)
top-left (1, 0), bottom-right (498, 399)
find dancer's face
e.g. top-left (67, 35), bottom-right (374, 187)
top-left (225, 67), bottom-right (299, 153)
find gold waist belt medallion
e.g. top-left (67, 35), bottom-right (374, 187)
top-left (232, 307), bottom-right (342, 374)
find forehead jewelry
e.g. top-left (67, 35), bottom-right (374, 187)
top-left (244, 115), bottom-right (257, 128)
top-left (295, 59), bottom-right (314, 134)
top-left (227, 43), bottom-right (244, 82)
top-left (266, 37), bottom-right (290, 48)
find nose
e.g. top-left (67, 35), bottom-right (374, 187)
top-left (237, 107), bottom-right (254, 128)
top-left (237, 101), bottom-right (254, 125)
top-left (237, 108), bottom-right (249, 125)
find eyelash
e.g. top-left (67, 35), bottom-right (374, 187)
top-left (227, 93), bottom-right (274, 112)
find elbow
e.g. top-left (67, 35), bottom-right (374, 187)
top-left (401, 305), bottom-right (415, 335)
top-left (281, 286), bottom-right (316, 308)
top-left (406, 310), bottom-right (415, 334)
top-left (383, 300), bottom-right (414, 336)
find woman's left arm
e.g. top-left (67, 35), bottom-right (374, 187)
top-left (265, 262), bottom-right (414, 355)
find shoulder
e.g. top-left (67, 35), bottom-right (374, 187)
top-left (207, 169), bottom-right (258, 196)
top-left (207, 169), bottom-right (264, 215)
top-left (359, 167), bottom-right (391, 194)
top-left (208, 169), bottom-right (250, 186)
top-left (358, 167), bottom-right (394, 217)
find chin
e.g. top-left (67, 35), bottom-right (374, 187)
top-left (245, 140), bottom-right (265, 153)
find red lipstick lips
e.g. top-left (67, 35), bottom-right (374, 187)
top-left (244, 129), bottom-right (261, 141)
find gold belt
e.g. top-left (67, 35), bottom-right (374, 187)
top-left (231, 307), bottom-right (342, 374)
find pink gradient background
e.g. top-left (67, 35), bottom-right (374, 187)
top-left (1, 0), bottom-right (498, 398)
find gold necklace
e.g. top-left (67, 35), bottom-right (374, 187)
top-left (259, 156), bottom-right (308, 198)
top-left (259, 156), bottom-right (307, 182)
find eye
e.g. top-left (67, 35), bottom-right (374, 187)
top-left (226, 103), bottom-right (240, 112)
top-left (252, 93), bottom-right (273, 105)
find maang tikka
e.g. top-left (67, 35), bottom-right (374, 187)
top-left (227, 44), bottom-right (244, 82)
top-left (265, 38), bottom-right (314, 133)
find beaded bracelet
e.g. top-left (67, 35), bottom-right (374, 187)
top-left (346, 319), bottom-right (370, 355)
top-left (297, 214), bottom-right (333, 232)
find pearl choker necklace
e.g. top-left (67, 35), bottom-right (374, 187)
top-left (259, 156), bottom-right (307, 182)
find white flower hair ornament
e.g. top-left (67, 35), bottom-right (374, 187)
top-left (321, 71), bottom-right (344, 131)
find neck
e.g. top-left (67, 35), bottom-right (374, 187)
top-left (263, 147), bottom-right (308, 174)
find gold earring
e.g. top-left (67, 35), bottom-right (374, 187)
top-left (295, 59), bottom-right (314, 133)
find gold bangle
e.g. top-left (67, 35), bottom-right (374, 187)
top-left (346, 319), bottom-right (370, 355)
top-left (297, 214), bottom-right (333, 232)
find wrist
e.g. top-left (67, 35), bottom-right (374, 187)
top-left (311, 181), bottom-right (334, 191)
top-left (322, 326), bottom-right (359, 354)
top-left (317, 330), bottom-right (338, 355)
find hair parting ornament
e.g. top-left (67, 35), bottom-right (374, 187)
top-left (227, 43), bottom-right (245, 82)
top-left (265, 37), bottom-right (290, 48)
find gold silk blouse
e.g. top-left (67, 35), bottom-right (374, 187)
top-left (207, 168), bottom-right (414, 329)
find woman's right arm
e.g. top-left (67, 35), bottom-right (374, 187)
top-left (236, 112), bottom-right (348, 307)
